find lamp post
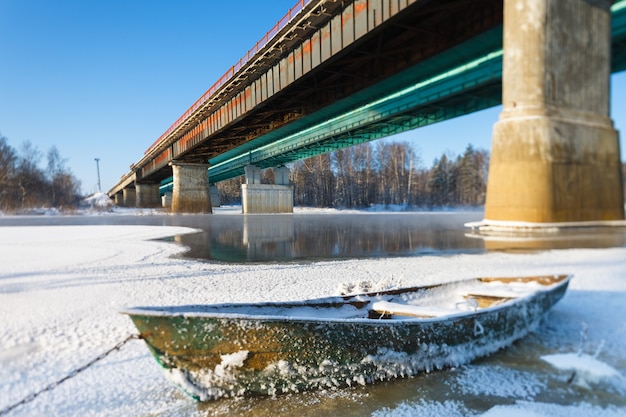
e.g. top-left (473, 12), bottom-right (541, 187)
top-left (94, 158), bottom-right (101, 192)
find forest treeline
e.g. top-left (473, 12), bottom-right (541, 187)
top-left (218, 141), bottom-right (491, 209)
top-left (3, 130), bottom-right (625, 212)
top-left (0, 134), bottom-right (82, 213)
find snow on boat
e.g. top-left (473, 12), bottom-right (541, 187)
top-left (122, 274), bottom-right (571, 401)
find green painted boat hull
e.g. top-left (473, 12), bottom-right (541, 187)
top-left (124, 275), bottom-right (570, 401)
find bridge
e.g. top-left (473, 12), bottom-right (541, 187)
top-left (109, 0), bottom-right (626, 224)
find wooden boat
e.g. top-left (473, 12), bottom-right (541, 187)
top-left (122, 274), bottom-right (571, 401)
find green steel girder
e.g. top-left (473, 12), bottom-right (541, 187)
top-left (208, 48), bottom-right (504, 183)
top-left (251, 84), bottom-right (502, 171)
top-left (613, 0), bottom-right (626, 72)
top-left (208, 24), bottom-right (504, 170)
top-left (247, 83), bottom-right (499, 168)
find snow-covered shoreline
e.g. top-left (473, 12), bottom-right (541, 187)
top-left (0, 215), bottom-right (625, 416)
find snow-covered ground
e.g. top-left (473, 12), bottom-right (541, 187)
top-left (0, 207), bottom-right (625, 416)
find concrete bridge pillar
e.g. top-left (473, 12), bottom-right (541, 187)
top-left (170, 162), bottom-right (212, 213)
top-left (244, 164), bottom-right (261, 185)
top-left (135, 183), bottom-right (160, 208)
top-left (161, 191), bottom-right (172, 208)
top-left (114, 193), bottom-right (123, 206)
top-left (122, 188), bottom-right (136, 208)
top-left (274, 166), bottom-right (290, 185)
top-left (484, 0), bottom-right (624, 224)
top-left (241, 164), bottom-right (293, 214)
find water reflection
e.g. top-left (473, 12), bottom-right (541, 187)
top-left (175, 213), bottom-right (486, 262)
top-left (466, 227), bottom-right (626, 252)
top-left (174, 212), bottom-right (626, 263)
top-left (1, 211), bottom-right (624, 262)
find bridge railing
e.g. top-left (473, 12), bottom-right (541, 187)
top-left (145, 0), bottom-right (312, 155)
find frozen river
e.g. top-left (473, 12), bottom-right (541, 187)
top-left (0, 208), bottom-right (625, 416)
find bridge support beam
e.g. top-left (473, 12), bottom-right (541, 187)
top-left (484, 0), bottom-right (624, 226)
top-left (170, 162), bottom-right (212, 213)
top-left (122, 188), bottom-right (136, 208)
top-left (241, 165), bottom-right (293, 214)
top-left (135, 183), bottom-right (160, 208)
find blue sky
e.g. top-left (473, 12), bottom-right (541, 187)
top-left (1, 1), bottom-right (624, 195)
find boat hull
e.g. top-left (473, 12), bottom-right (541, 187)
top-left (125, 275), bottom-right (570, 400)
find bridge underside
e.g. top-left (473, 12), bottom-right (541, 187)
top-left (113, 0), bottom-right (626, 220)
top-left (206, 1), bottom-right (626, 184)
top-left (207, 0), bottom-right (505, 183)
top-left (208, 32), bottom-right (504, 182)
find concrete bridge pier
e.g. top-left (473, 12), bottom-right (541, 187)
top-left (241, 165), bottom-right (293, 214)
top-left (483, 0), bottom-right (624, 227)
top-left (170, 162), bottom-right (212, 213)
top-left (122, 188), bottom-right (136, 208)
top-left (161, 191), bottom-right (172, 208)
top-left (135, 183), bottom-right (160, 208)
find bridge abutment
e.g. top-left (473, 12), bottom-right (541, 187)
top-left (484, 0), bottom-right (624, 226)
top-left (170, 162), bottom-right (212, 213)
top-left (241, 165), bottom-right (293, 214)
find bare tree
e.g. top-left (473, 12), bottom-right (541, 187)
top-left (217, 176), bottom-right (244, 204)
top-left (0, 136), bottom-right (82, 211)
top-left (215, 141), bottom-right (489, 210)
top-left (47, 146), bottom-right (65, 206)
top-left (291, 154), bottom-right (334, 206)
top-left (16, 141), bottom-right (46, 208)
top-left (0, 134), bottom-right (18, 211)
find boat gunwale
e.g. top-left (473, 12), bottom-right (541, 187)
top-left (120, 274), bottom-right (571, 324)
